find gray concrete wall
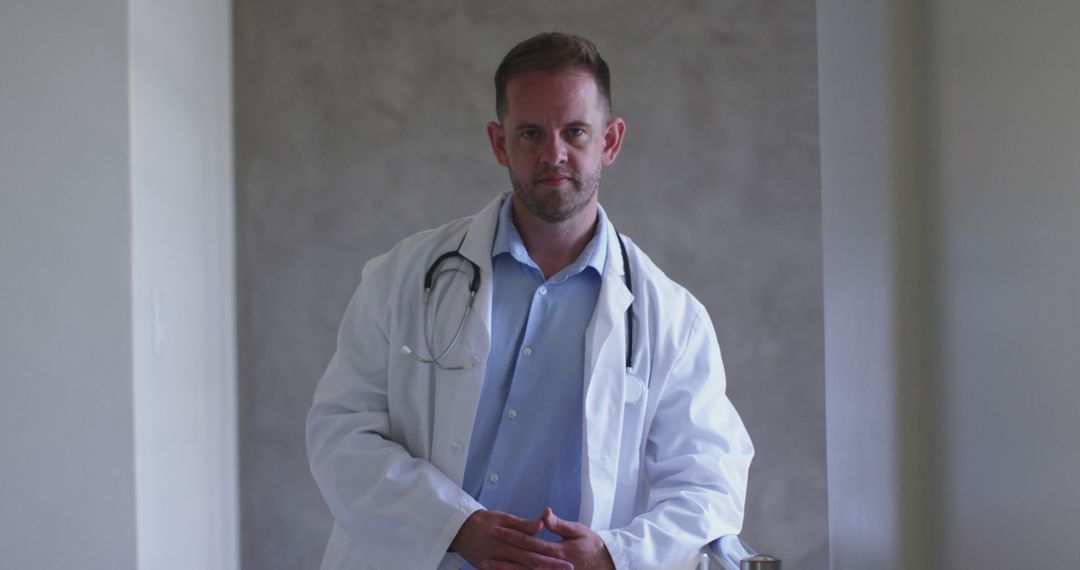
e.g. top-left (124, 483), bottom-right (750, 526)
top-left (0, 1), bottom-right (137, 568)
top-left (235, 2), bottom-right (825, 568)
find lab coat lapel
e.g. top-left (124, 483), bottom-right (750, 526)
top-left (450, 193), bottom-right (502, 348)
top-left (427, 195), bottom-right (502, 484)
top-left (580, 219), bottom-right (634, 528)
top-left (423, 195), bottom-right (498, 372)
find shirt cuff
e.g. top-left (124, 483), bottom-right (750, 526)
top-left (597, 529), bottom-right (633, 570)
top-left (437, 494), bottom-right (486, 556)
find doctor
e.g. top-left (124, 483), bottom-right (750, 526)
top-left (307, 32), bottom-right (753, 570)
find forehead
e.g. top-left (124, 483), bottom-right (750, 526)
top-left (503, 69), bottom-right (605, 124)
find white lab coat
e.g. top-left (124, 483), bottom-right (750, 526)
top-left (307, 194), bottom-right (753, 570)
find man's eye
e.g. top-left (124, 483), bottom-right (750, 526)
top-left (521, 130), bottom-right (540, 140)
top-left (566, 128), bottom-right (586, 138)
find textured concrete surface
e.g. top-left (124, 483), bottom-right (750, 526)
top-left (234, 1), bottom-right (825, 568)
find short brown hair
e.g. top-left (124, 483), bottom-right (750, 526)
top-left (494, 32), bottom-right (612, 122)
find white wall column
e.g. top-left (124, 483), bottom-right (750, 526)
top-left (0, 1), bottom-right (237, 568)
top-left (131, 0), bottom-right (238, 568)
top-left (818, 1), bottom-right (938, 568)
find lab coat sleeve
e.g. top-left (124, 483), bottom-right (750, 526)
top-left (306, 260), bottom-right (484, 570)
top-left (597, 306), bottom-right (754, 570)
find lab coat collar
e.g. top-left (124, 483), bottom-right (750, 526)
top-left (461, 192), bottom-right (628, 282)
top-left (459, 192), bottom-right (632, 310)
top-left (458, 194), bottom-right (504, 271)
top-left (455, 195), bottom-right (503, 344)
top-left (491, 194), bottom-right (610, 282)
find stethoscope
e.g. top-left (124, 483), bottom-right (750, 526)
top-left (400, 230), bottom-right (636, 377)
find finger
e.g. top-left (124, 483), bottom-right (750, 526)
top-left (482, 561), bottom-right (570, 570)
top-left (543, 509), bottom-right (586, 540)
top-left (492, 512), bottom-right (544, 535)
top-left (479, 561), bottom-right (530, 570)
top-left (488, 542), bottom-right (574, 570)
top-left (489, 524), bottom-right (563, 558)
top-left (479, 561), bottom-right (528, 570)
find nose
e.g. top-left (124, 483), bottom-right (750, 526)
top-left (541, 134), bottom-right (568, 165)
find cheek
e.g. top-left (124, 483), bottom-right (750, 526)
top-left (508, 143), bottom-right (536, 163)
top-left (507, 154), bottom-right (535, 177)
top-left (509, 150), bottom-right (533, 166)
top-left (574, 144), bottom-right (604, 167)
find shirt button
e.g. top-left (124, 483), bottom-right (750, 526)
top-left (450, 441), bottom-right (464, 455)
top-left (537, 286), bottom-right (548, 295)
top-left (522, 347), bottom-right (533, 357)
top-left (489, 473), bottom-right (500, 483)
top-left (508, 409), bottom-right (518, 419)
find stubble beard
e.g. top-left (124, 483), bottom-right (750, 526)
top-left (509, 166), bottom-right (603, 224)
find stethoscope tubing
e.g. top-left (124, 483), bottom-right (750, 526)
top-left (404, 229), bottom-right (635, 372)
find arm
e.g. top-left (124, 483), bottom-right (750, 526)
top-left (598, 307), bottom-right (754, 570)
top-left (306, 261), bottom-right (482, 570)
top-left (307, 260), bottom-right (576, 570)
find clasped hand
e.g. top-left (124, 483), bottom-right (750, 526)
top-left (450, 507), bottom-right (615, 570)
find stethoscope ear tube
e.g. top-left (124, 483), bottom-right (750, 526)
top-left (423, 251), bottom-right (480, 295)
top-left (615, 231), bottom-right (634, 370)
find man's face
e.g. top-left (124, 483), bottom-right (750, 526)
top-left (487, 69), bottom-right (625, 225)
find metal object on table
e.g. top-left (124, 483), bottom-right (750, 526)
top-left (701, 535), bottom-right (781, 570)
top-left (740, 554), bottom-right (781, 570)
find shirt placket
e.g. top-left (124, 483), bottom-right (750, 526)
top-left (476, 278), bottom-right (550, 509)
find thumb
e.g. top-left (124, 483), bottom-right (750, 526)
top-left (543, 507), bottom-right (585, 539)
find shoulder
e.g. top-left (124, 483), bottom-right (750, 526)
top-left (361, 193), bottom-right (504, 282)
top-left (343, 215), bottom-right (475, 328)
top-left (362, 215), bottom-right (472, 282)
top-left (616, 233), bottom-right (715, 374)
top-left (618, 233), bottom-right (707, 319)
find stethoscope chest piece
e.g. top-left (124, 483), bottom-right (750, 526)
top-left (624, 369), bottom-right (646, 406)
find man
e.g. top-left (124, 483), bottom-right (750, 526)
top-left (307, 32), bottom-right (753, 570)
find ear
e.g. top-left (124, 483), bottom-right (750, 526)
top-left (601, 117), bottom-right (626, 166)
top-left (486, 121), bottom-right (509, 167)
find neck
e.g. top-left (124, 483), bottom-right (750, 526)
top-left (511, 196), bottom-right (599, 280)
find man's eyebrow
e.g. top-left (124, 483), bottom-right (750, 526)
top-left (512, 120), bottom-right (592, 131)
top-left (512, 122), bottom-right (543, 132)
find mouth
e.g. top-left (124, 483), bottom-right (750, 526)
top-left (535, 171), bottom-right (577, 186)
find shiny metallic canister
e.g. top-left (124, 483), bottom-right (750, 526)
top-left (741, 554), bottom-right (781, 570)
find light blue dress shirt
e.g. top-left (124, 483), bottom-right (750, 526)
top-left (462, 196), bottom-right (608, 545)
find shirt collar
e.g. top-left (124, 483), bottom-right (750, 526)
top-left (491, 195), bottom-right (609, 282)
